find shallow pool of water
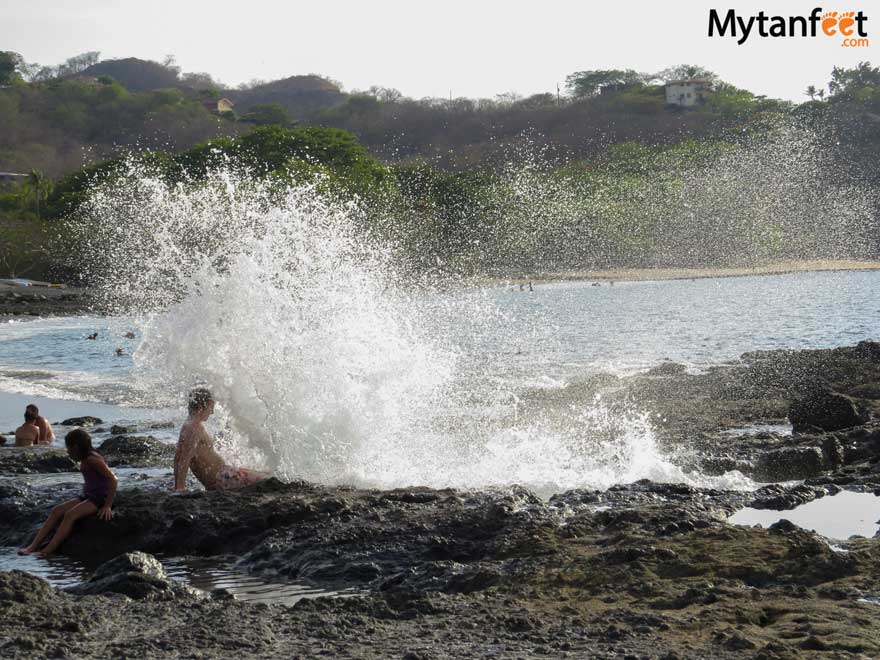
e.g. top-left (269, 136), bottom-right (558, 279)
top-left (729, 491), bottom-right (880, 540)
top-left (0, 549), bottom-right (357, 605)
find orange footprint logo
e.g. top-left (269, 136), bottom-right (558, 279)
top-left (838, 10), bottom-right (857, 35)
top-left (822, 10), bottom-right (839, 35)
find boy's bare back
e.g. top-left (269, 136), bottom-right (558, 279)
top-left (14, 424), bottom-right (39, 447)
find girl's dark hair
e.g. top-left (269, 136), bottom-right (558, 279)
top-left (65, 428), bottom-right (93, 460)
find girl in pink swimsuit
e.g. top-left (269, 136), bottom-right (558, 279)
top-left (19, 429), bottom-right (118, 558)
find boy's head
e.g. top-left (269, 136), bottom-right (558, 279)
top-left (24, 410), bottom-right (37, 424)
top-left (65, 428), bottom-right (93, 461)
top-left (26, 404), bottom-right (39, 417)
top-left (188, 388), bottom-right (215, 417)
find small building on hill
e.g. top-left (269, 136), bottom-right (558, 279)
top-left (0, 172), bottom-right (28, 183)
top-left (202, 97), bottom-right (235, 114)
top-left (665, 79), bottom-right (714, 107)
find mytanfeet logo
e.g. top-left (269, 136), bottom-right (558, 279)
top-left (709, 8), bottom-right (869, 47)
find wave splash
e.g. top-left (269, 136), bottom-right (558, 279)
top-left (70, 167), bottom-right (750, 491)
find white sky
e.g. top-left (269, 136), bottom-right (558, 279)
top-left (1, 0), bottom-right (876, 101)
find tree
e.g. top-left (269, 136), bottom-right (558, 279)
top-left (516, 93), bottom-right (557, 109)
top-left (21, 170), bottom-right (51, 218)
top-left (181, 71), bottom-right (221, 90)
top-left (57, 51), bottom-right (101, 77)
top-left (17, 61), bottom-right (45, 82)
top-left (242, 103), bottom-right (291, 126)
top-left (0, 51), bottom-right (23, 84)
top-left (495, 91), bottom-right (523, 105)
top-left (162, 54), bottom-right (181, 76)
top-left (805, 85), bottom-right (818, 100)
top-left (0, 221), bottom-right (49, 278)
top-left (365, 86), bottom-right (403, 102)
top-left (828, 62), bottom-right (880, 97)
top-left (565, 69), bottom-right (642, 98)
top-left (655, 64), bottom-right (718, 82)
top-left (704, 85), bottom-right (755, 117)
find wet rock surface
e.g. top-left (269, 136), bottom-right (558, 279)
top-left (2, 477), bottom-right (880, 659)
top-left (620, 342), bottom-right (880, 483)
top-left (0, 446), bottom-right (76, 474)
top-left (0, 284), bottom-right (93, 317)
top-left (1, 342), bottom-right (880, 658)
top-left (60, 416), bottom-right (103, 427)
top-left (97, 435), bottom-right (176, 468)
top-left (66, 551), bottom-right (206, 601)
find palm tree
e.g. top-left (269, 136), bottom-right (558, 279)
top-left (817, 89), bottom-right (825, 100)
top-left (21, 170), bottom-right (50, 218)
top-left (805, 85), bottom-right (817, 100)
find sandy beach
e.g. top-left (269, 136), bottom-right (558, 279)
top-left (498, 259), bottom-right (880, 285)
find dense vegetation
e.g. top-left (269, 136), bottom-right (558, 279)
top-left (0, 51), bottom-right (878, 281)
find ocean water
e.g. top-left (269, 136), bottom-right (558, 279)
top-left (0, 269), bottom-right (877, 493)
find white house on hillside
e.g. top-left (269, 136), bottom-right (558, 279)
top-left (665, 79), bottom-right (714, 107)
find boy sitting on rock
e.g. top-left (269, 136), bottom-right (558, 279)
top-left (173, 388), bottom-right (267, 491)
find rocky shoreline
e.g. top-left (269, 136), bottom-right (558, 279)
top-left (0, 283), bottom-right (93, 317)
top-left (2, 343), bottom-right (880, 658)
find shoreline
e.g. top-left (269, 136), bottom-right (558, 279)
top-left (492, 259), bottom-right (880, 285)
top-left (2, 342), bottom-right (880, 658)
top-left (0, 259), bottom-right (878, 317)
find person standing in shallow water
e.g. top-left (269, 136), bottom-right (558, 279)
top-left (173, 388), bottom-right (268, 491)
top-left (19, 429), bottom-right (117, 557)
top-left (14, 409), bottom-right (40, 446)
top-left (25, 404), bottom-right (54, 444)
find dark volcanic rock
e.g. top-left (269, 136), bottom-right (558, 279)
top-left (855, 339), bottom-right (880, 362)
top-left (60, 416), bottom-right (103, 427)
top-left (788, 387), bottom-right (868, 432)
top-left (749, 483), bottom-right (827, 510)
top-left (645, 362), bottom-right (688, 377)
top-left (753, 446), bottom-right (824, 481)
top-left (97, 435), bottom-right (175, 468)
top-left (0, 475), bottom-right (880, 658)
top-left (66, 552), bottom-right (203, 600)
top-left (1, 342), bottom-right (880, 659)
top-left (0, 446), bottom-right (76, 473)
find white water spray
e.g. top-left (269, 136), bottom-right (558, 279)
top-left (69, 166), bottom-right (751, 491)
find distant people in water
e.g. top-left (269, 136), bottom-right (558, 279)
top-left (14, 409), bottom-right (40, 447)
top-left (528, 281), bottom-right (533, 292)
top-left (25, 404), bottom-right (54, 444)
top-left (115, 348), bottom-right (125, 356)
top-left (19, 429), bottom-right (117, 558)
top-left (124, 331), bottom-right (136, 339)
top-left (173, 388), bottom-right (268, 491)
top-left (86, 332), bottom-right (98, 340)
